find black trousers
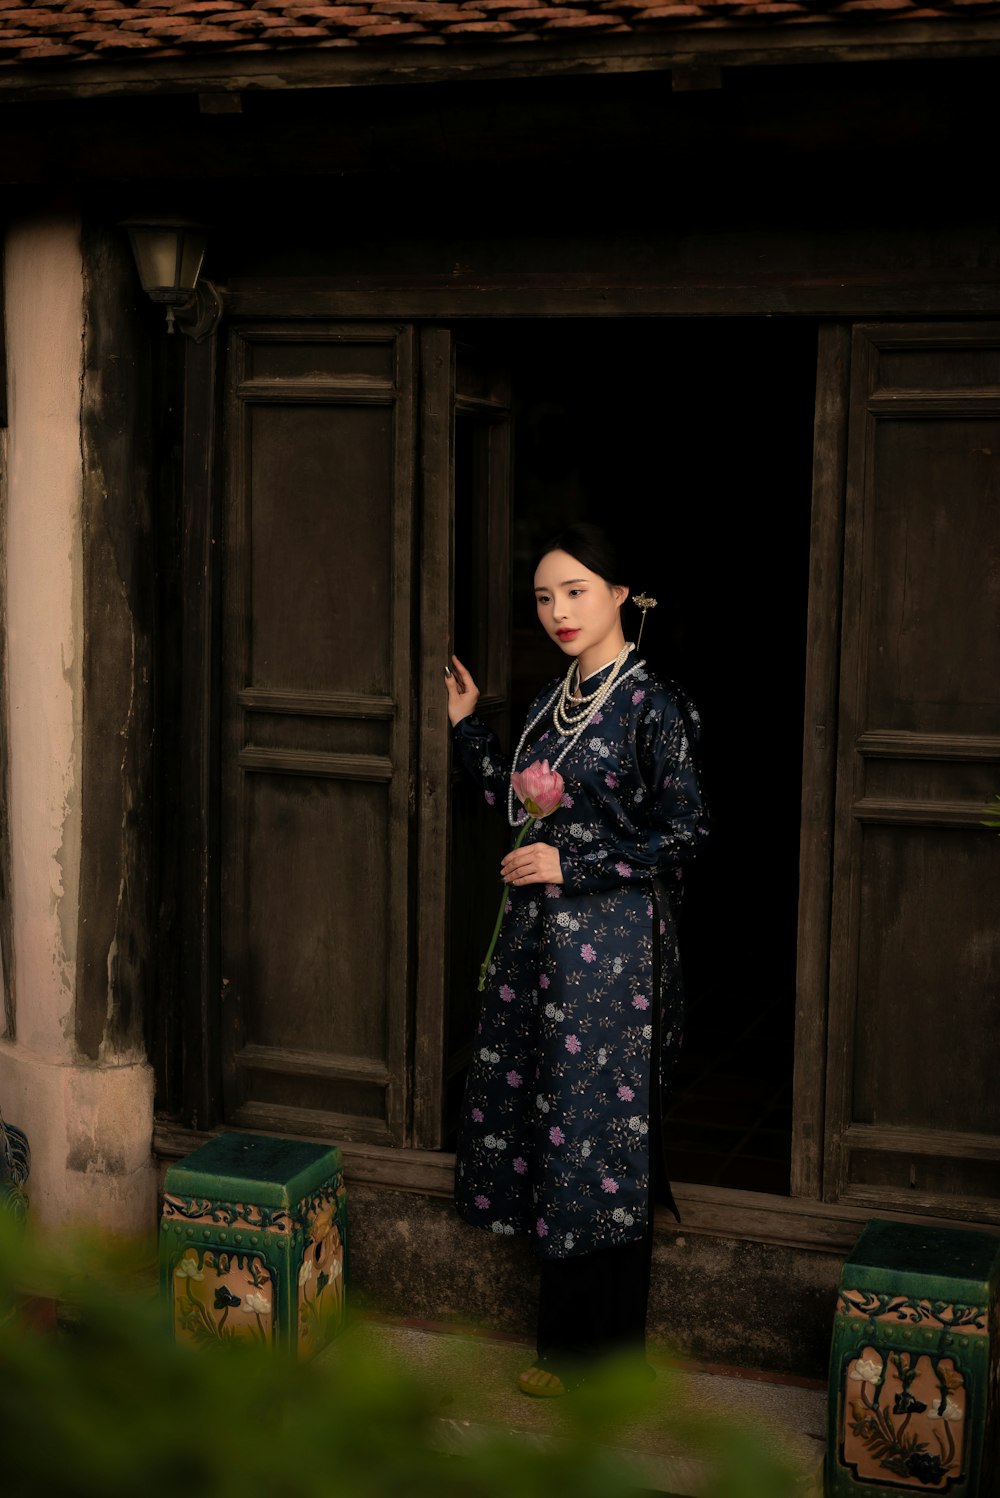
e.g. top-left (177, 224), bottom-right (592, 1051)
top-left (535, 1214), bottom-right (654, 1370)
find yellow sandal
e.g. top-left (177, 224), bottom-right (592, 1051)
top-left (516, 1366), bottom-right (568, 1398)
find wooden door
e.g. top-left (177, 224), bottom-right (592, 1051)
top-left (221, 322), bottom-right (415, 1145)
top-left (414, 330), bottom-right (512, 1148)
top-left (825, 323), bottom-right (1000, 1219)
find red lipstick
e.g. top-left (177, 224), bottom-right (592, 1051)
top-left (556, 629), bottom-right (580, 641)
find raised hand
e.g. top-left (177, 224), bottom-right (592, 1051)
top-left (445, 654), bottom-right (480, 726)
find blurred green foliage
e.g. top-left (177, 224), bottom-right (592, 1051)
top-left (0, 1215), bottom-right (807, 1498)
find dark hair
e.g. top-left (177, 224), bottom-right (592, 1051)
top-left (533, 522), bottom-right (631, 588)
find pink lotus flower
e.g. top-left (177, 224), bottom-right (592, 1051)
top-left (601, 1178), bottom-right (619, 1194)
top-left (549, 1126), bottom-right (565, 1145)
top-left (510, 759), bottom-right (564, 819)
top-left (477, 760), bottom-right (565, 992)
top-left (565, 1034), bottom-right (581, 1055)
top-left (581, 943), bottom-right (596, 963)
top-left (617, 1085), bottom-right (634, 1101)
top-left (632, 995), bottom-right (649, 1010)
top-left (615, 862), bottom-right (632, 877)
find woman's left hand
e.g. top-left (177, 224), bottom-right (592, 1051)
top-left (501, 841), bottom-right (563, 887)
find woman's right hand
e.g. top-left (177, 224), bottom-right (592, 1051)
top-left (445, 654), bottom-right (480, 726)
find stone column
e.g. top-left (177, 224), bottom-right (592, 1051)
top-left (0, 215), bottom-right (155, 1234)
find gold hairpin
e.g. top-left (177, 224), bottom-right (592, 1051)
top-left (633, 593), bottom-right (658, 650)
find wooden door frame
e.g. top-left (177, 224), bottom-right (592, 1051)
top-left (790, 322), bottom-right (851, 1201)
top-left (156, 279), bottom-right (1000, 1252)
top-left (176, 327), bottom-right (226, 1133)
top-left (413, 326), bottom-right (455, 1148)
top-left (414, 329), bottom-right (513, 1150)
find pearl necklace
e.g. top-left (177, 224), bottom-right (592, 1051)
top-left (552, 642), bottom-right (636, 734)
top-left (507, 644), bottom-right (643, 827)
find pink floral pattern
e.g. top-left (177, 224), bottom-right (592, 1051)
top-left (452, 659), bottom-right (706, 1258)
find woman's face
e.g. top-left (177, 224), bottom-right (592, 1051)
top-left (533, 549), bottom-right (628, 667)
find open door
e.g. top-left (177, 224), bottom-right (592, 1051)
top-left (414, 329), bottom-right (512, 1148)
top-left (220, 321), bottom-right (417, 1145)
top-left (824, 322), bottom-right (1000, 1219)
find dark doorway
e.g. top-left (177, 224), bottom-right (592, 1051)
top-left (491, 318), bottom-right (817, 1195)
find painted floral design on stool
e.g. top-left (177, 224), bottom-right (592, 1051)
top-left (842, 1344), bottom-right (966, 1489)
top-left (173, 1248), bottom-right (275, 1347)
top-left (297, 1188), bottom-right (347, 1356)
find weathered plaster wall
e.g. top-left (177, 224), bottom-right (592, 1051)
top-left (0, 216), bottom-right (155, 1232)
top-left (4, 217), bottom-right (83, 1063)
top-left (0, 416), bottom-right (12, 1043)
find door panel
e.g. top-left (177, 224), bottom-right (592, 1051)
top-left (825, 323), bottom-right (1000, 1217)
top-left (863, 416), bottom-right (1000, 734)
top-left (222, 322), bottom-right (414, 1144)
top-left (247, 402), bottom-right (396, 693)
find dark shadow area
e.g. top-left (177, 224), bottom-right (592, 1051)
top-left (488, 317), bottom-right (816, 1194)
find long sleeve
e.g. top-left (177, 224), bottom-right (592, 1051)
top-left (557, 687), bottom-right (708, 897)
top-left (451, 715), bottom-right (512, 816)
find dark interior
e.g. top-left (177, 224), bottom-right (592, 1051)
top-left (490, 317), bottom-right (818, 1194)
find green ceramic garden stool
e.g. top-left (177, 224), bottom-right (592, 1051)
top-left (160, 1131), bottom-right (347, 1357)
top-left (827, 1219), bottom-right (1000, 1496)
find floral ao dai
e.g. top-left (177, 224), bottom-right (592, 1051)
top-left (453, 658), bottom-right (708, 1260)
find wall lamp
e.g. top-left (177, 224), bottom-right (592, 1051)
top-left (122, 218), bottom-right (223, 340)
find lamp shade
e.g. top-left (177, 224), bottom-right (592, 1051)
top-left (122, 220), bottom-right (207, 304)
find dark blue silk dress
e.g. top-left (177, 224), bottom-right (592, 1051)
top-left (452, 656), bottom-right (708, 1261)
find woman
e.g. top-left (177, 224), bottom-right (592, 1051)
top-left (445, 523), bottom-right (707, 1397)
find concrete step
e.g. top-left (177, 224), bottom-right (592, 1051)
top-left (323, 1320), bottom-right (827, 1496)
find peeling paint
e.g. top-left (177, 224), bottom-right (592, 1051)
top-left (0, 1039), bottom-right (156, 1231)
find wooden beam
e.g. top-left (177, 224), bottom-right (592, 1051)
top-left (2, 21), bottom-right (1000, 103)
top-left (224, 276), bottom-right (1000, 321)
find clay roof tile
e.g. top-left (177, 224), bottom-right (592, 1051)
top-left (0, 0), bottom-right (996, 69)
top-left (351, 17), bottom-right (434, 30)
top-left (540, 9), bottom-right (626, 20)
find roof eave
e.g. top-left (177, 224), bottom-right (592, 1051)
top-left (1, 18), bottom-right (999, 103)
